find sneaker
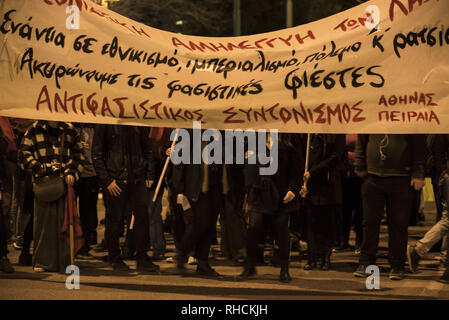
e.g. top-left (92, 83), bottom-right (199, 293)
top-left (187, 256), bottom-right (198, 265)
top-left (18, 252), bottom-right (32, 266)
top-left (0, 257), bottom-right (14, 273)
top-left (389, 267), bottom-right (405, 280)
top-left (238, 266), bottom-right (257, 280)
top-left (13, 241), bottom-right (23, 250)
top-left (109, 258), bottom-right (130, 271)
top-left (407, 245), bottom-right (421, 273)
top-left (137, 257), bottom-right (160, 273)
top-left (353, 264), bottom-right (368, 277)
top-left (165, 256), bottom-right (175, 263)
top-left (439, 269), bottom-right (449, 283)
top-left (33, 267), bottom-right (45, 273)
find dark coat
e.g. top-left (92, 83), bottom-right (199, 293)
top-left (244, 134), bottom-right (304, 214)
top-left (305, 134), bottom-right (345, 207)
top-left (91, 124), bottom-right (155, 189)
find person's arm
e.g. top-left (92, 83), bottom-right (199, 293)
top-left (143, 127), bottom-right (155, 184)
top-left (63, 126), bottom-right (85, 182)
top-left (411, 134), bottom-right (426, 180)
top-left (354, 134), bottom-right (369, 177)
top-left (91, 124), bottom-right (113, 189)
top-left (18, 127), bottom-right (45, 177)
top-left (308, 135), bottom-right (344, 178)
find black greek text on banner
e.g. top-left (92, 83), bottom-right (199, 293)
top-left (0, 0), bottom-right (448, 133)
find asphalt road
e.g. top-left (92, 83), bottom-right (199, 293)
top-left (1, 201), bottom-right (448, 300)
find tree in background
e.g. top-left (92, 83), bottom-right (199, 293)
top-left (110, 0), bottom-right (363, 36)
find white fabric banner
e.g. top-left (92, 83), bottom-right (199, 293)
top-left (0, 0), bottom-right (448, 133)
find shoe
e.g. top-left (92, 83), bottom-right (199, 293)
top-left (389, 267), bottom-right (405, 280)
top-left (280, 265), bottom-right (292, 283)
top-left (238, 265), bottom-right (257, 280)
top-left (196, 262), bottom-right (220, 277)
top-left (33, 267), bottom-right (45, 273)
top-left (165, 256), bottom-right (175, 263)
top-left (18, 252), bottom-right (32, 266)
top-left (175, 253), bottom-right (187, 275)
top-left (354, 248), bottom-right (361, 255)
top-left (353, 264), bottom-right (368, 277)
top-left (13, 241), bottom-right (23, 250)
top-left (0, 257), bottom-right (14, 273)
top-left (137, 256), bottom-right (160, 273)
top-left (439, 269), bottom-right (449, 283)
top-left (109, 257), bottom-right (130, 271)
top-left (407, 245), bottom-right (421, 273)
top-left (76, 251), bottom-right (94, 260)
top-left (303, 260), bottom-right (317, 270)
top-left (187, 256), bottom-right (198, 265)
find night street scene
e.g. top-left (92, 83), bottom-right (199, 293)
top-left (1, 0), bottom-right (449, 310)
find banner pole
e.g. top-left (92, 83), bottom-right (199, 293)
top-left (130, 128), bottom-right (180, 230)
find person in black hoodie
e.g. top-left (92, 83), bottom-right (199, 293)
top-left (300, 134), bottom-right (345, 271)
top-left (353, 134), bottom-right (426, 280)
top-left (239, 133), bottom-right (303, 283)
top-left (92, 124), bottom-right (157, 273)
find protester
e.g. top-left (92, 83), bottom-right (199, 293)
top-left (92, 124), bottom-right (158, 272)
top-left (74, 123), bottom-right (100, 259)
top-left (0, 125), bottom-right (14, 273)
top-left (353, 134), bottom-right (426, 280)
top-left (340, 134), bottom-right (363, 254)
top-left (407, 135), bottom-right (449, 277)
top-left (239, 133), bottom-right (303, 282)
top-left (173, 129), bottom-right (224, 277)
top-left (18, 121), bottom-right (85, 273)
top-left (300, 134), bottom-right (345, 271)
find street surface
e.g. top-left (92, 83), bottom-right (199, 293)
top-left (1, 200), bottom-right (448, 300)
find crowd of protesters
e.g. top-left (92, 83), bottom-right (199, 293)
top-left (0, 117), bottom-right (448, 284)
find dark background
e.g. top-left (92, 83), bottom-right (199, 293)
top-left (108, 0), bottom-right (366, 37)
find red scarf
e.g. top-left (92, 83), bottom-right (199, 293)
top-left (61, 185), bottom-right (84, 255)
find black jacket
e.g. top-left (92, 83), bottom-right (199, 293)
top-left (92, 124), bottom-right (155, 189)
top-left (244, 133), bottom-right (304, 214)
top-left (305, 134), bottom-right (345, 207)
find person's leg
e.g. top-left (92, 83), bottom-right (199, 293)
top-left (305, 206), bottom-right (318, 269)
top-left (148, 188), bottom-right (166, 259)
top-left (0, 204), bottom-right (14, 273)
top-left (387, 177), bottom-right (413, 270)
top-left (414, 212), bottom-right (449, 257)
top-left (353, 178), bottom-right (364, 249)
top-left (341, 178), bottom-right (353, 248)
top-left (359, 175), bottom-right (386, 267)
top-left (77, 178), bottom-right (91, 254)
top-left (223, 196), bottom-right (247, 261)
top-left (104, 184), bottom-right (127, 262)
top-left (130, 181), bottom-right (150, 260)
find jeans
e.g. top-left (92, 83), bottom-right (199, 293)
top-left (104, 180), bottom-right (149, 261)
top-left (416, 176), bottom-right (449, 257)
top-left (359, 175), bottom-right (413, 268)
top-left (415, 211), bottom-right (449, 257)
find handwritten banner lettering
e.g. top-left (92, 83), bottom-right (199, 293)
top-left (0, 0), bottom-right (448, 133)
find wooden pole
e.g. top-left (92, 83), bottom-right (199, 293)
top-left (301, 133), bottom-right (311, 197)
top-left (130, 129), bottom-right (180, 230)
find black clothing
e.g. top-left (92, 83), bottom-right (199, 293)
top-left (92, 125), bottom-right (155, 189)
top-left (359, 175), bottom-right (413, 268)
